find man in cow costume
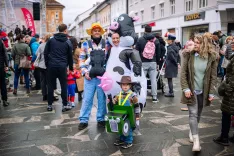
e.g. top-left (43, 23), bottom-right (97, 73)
top-left (98, 13), bottom-right (147, 131)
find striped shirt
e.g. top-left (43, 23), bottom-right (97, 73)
top-left (79, 39), bottom-right (107, 75)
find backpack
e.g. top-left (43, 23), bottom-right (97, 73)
top-left (142, 38), bottom-right (156, 59)
top-left (88, 39), bottom-right (106, 78)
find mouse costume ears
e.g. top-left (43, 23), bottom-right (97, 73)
top-left (86, 23), bottom-right (105, 35)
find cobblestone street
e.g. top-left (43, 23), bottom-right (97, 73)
top-left (0, 77), bottom-right (234, 156)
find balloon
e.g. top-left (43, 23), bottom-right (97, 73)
top-left (97, 72), bottom-right (113, 92)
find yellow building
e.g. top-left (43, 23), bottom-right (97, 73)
top-left (46, 0), bottom-right (65, 33)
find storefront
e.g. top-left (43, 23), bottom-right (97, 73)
top-left (182, 24), bottom-right (209, 45)
top-left (182, 12), bottom-right (208, 45)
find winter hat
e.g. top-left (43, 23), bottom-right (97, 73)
top-left (145, 25), bottom-right (152, 33)
top-left (168, 34), bottom-right (176, 41)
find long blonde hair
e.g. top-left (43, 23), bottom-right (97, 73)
top-left (194, 34), bottom-right (214, 59)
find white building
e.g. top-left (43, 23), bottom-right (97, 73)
top-left (129, 0), bottom-right (234, 45)
top-left (109, 0), bottom-right (127, 22)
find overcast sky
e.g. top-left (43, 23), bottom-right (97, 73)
top-left (56, 0), bottom-right (104, 24)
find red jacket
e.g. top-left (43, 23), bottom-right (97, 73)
top-left (67, 69), bottom-right (81, 85)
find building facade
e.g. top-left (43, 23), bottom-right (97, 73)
top-left (129, 0), bottom-right (234, 45)
top-left (46, 0), bottom-right (64, 33)
top-left (110, 0), bottom-right (127, 22)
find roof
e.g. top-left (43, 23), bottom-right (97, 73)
top-left (46, 0), bottom-right (65, 8)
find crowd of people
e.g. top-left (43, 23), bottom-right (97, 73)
top-left (0, 19), bottom-right (234, 151)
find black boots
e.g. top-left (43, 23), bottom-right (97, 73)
top-left (213, 136), bottom-right (229, 146)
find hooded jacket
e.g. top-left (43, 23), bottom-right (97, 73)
top-left (30, 37), bottom-right (39, 62)
top-left (136, 33), bottom-right (161, 63)
top-left (44, 33), bottom-right (73, 71)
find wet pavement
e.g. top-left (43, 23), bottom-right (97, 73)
top-left (0, 77), bottom-right (234, 156)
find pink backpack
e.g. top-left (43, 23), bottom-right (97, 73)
top-left (143, 38), bottom-right (156, 59)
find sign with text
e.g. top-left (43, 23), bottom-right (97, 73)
top-left (184, 12), bottom-right (205, 21)
top-left (21, 8), bottom-right (36, 36)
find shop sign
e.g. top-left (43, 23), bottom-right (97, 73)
top-left (184, 12), bottom-right (205, 21)
top-left (141, 22), bottom-right (156, 28)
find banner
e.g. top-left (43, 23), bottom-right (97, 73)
top-left (21, 8), bottom-right (36, 36)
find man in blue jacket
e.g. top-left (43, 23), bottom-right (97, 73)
top-left (44, 24), bottom-right (73, 112)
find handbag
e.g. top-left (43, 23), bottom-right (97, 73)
top-left (19, 55), bottom-right (31, 69)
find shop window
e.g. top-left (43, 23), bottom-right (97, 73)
top-left (151, 6), bottom-right (155, 19)
top-left (141, 10), bottom-right (144, 22)
top-left (185, 0), bottom-right (193, 11)
top-left (198, 0), bottom-right (207, 8)
top-left (160, 3), bottom-right (164, 17)
top-left (170, 0), bottom-right (175, 15)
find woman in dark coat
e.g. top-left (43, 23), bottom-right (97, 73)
top-left (213, 45), bottom-right (234, 146)
top-left (164, 34), bottom-right (179, 97)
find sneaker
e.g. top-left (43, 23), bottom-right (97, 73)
top-left (98, 121), bottom-right (105, 128)
top-left (229, 135), bottom-right (234, 143)
top-left (47, 105), bottom-right (53, 111)
top-left (121, 142), bottom-right (133, 149)
top-left (213, 136), bottom-right (229, 146)
top-left (3, 101), bottom-right (9, 107)
top-left (164, 93), bottom-right (174, 97)
top-left (71, 102), bottom-right (75, 107)
top-left (152, 98), bottom-right (159, 103)
top-left (114, 139), bottom-right (125, 146)
top-left (62, 104), bottom-right (72, 112)
top-left (78, 123), bottom-right (88, 130)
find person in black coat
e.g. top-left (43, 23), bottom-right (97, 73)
top-left (0, 40), bottom-right (9, 106)
top-left (164, 34), bottom-right (179, 97)
top-left (155, 33), bottom-right (166, 70)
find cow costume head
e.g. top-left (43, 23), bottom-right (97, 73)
top-left (109, 13), bottom-right (139, 47)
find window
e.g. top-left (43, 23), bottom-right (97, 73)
top-left (185, 0), bottom-right (193, 11)
top-left (198, 0), bottom-right (207, 8)
top-left (160, 3), bottom-right (164, 17)
top-left (170, 0), bottom-right (175, 15)
top-left (141, 10), bottom-right (144, 22)
top-left (151, 6), bottom-right (155, 19)
top-left (55, 12), bottom-right (59, 19)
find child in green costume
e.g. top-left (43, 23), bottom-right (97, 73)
top-left (112, 76), bottom-right (139, 149)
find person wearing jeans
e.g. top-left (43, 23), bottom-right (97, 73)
top-left (181, 34), bottom-right (217, 152)
top-left (44, 24), bottom-right (73, 112)
top-left (78, 23), bottom-right (107, 130)
top-left (11, 34), bottom-right (31, 94)
top-left (135, 25), bottom-right (161, 103)
top-left (0, 40), bottom-right (9, 106)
